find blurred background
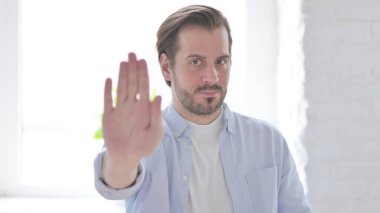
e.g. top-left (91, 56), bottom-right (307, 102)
top-left (1, 0), bottom-right (379, 212)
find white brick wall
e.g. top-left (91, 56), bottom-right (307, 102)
top-left (303, 0), bottom-right (380, 212)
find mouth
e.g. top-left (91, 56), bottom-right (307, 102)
top-left (195, 85), bottom-right (223, 98)
top-left (197, 89), bottom-right (221, 97)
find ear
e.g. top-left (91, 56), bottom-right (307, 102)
top-left (159, 53), bottom-right (171, 83)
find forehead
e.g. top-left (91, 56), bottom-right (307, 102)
top-left (176, 25), bottom-right (230, 57)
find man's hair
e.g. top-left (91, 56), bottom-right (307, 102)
top-left (156, 5), bottom-right (233, 87)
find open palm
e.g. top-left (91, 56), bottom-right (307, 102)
top-left (102, 52), bottom-right (163, 163)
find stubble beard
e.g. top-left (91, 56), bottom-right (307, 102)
top-left (174, 82), bottom-right (226, 116)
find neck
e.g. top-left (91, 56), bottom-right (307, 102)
top-left (174, 104), bottom-right (222, 125)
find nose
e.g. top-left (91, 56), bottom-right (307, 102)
top-left (201, 63), bottom-right (219, 84)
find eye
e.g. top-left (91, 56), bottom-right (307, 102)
top-left (191, 59), bottom-right (202, 65)
top-left (216, 58), bottom-right (230, 66)
top-left (216, 59), bottom-right (225, 65)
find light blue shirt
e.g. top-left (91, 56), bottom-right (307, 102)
top-left (94, 103), bottom-right (312, 213)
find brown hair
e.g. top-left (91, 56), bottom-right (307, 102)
top-left (156, 5), bottom-right (233, 86)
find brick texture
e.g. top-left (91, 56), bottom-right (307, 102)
top-left (302, 0), bottom-right (380, 211)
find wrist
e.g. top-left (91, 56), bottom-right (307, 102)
top-left (105, 151), bottom-right (140, 169)
top-left (102, 151), bottom-right (140, 189)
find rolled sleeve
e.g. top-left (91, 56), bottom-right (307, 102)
top-left (94, 150), bottom-right (146, 200)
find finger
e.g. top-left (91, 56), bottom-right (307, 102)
top-left (138, 59), bottom-right (150, 101)
top-left (117, 62), bottom-right (128, 103)
top-left (127, 52), bottom-right (139, 101)
top-left (104, 78), bottom-right (114, 113)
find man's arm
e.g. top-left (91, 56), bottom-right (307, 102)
top-left (278, 143), bottom-right (313, 213)
top-left (94, 149), bottom-right (147, 200)
top-left (102, 151), bottom-right (140, 189)
top-left (100, 52), bottom-right (163, 189)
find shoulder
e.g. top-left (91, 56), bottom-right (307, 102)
top-left (225, 106), bottom-right (284, 140)
top-left (224, 106), bottom-right (291, 160)
top-left (233, 111), bottom-right (275, 129)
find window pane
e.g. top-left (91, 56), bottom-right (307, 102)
top-left (20, 0), bottom-right (171, 195)
top-left (20, 0), bottom-right (247, 196)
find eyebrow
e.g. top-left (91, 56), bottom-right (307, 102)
top-left (185, 54), bottom-right (231, 60)
top-left (185, 54), bottom-right (206, 60)
top-left (217, 54), bottom-right (232, 60)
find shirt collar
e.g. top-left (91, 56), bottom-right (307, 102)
top-left (163, 102), bottom-right (236, 138)
top-left (222, 103), bottom-right (236, 134)
top-left (163, 104), bottom-right (190, 138)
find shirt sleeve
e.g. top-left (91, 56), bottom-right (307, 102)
top-left (93, 149), bottom-right (146, 200)
top-left (278, 141), bottom-right (313, 213)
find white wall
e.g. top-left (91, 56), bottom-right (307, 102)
top-left (302, 0), bottom-right (380, 211)
top-left (0, 0), bottom-right (20, 196)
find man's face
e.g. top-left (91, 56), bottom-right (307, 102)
top-left (169, 25), bottom-right (231, 119)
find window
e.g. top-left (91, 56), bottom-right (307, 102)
top-left (1, 0), bottom-right (249, 200)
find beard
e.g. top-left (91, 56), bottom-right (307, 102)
top-left (173, 81), bottom-right (227, 116)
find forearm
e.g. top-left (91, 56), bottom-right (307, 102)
top-left (102, 151), bottom-right (140, 189)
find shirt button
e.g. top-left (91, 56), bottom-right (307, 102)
top-left (182, 176), bottom-right (188, 182)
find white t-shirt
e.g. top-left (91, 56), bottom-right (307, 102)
top-left (185, 111), bottom-right (234, 213)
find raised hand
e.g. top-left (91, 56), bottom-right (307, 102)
top-left (102, 52), bottom-right (163, 188)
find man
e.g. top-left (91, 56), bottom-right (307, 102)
top-left (94, 5), bottom-right (312, 213)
